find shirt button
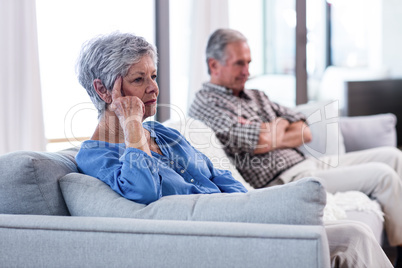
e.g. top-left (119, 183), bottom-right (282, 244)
top-left (190, 179), bottom-right (194, 183)
top-left (170, 161), bottom-right (174, 165)
top-left (180, 170), bottom-right (185, 174)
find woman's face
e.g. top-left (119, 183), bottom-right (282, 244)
top-left (121, 55), bottom-right (159, 119)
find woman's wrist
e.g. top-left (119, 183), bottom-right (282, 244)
top-left (123, 121), bottom-right (152, 156)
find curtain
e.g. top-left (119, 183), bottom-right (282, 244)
top-left (0, 0), bottom-right (46, 154)
top-left (187, 0), bottom-right (229, 111)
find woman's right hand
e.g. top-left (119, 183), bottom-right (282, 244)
top-left (110, 76), bottom-right (145, 123)
top-left (109, 77), bottom-right (151, 155)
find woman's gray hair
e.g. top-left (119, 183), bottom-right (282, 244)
top-left (205, 29), bottom-right (247, 74)
top-left (76, 32), bottom-right (158, 116)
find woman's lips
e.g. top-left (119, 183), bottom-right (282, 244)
top-left (144, 99), bottom-right (157, 105)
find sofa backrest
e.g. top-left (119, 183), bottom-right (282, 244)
top-left (0, 148), bottom-right (79, 216)
top-left (339, 113), bottom-right (397, 152)
top-left (2, 110), bottom-right (394, 217)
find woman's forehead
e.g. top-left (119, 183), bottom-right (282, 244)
top-left (126, 56), bottom-right (156, 75)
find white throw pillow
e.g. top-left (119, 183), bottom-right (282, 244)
top-left (164, 118), bottom-right (253, 190)
top-left (293, 100), bottom-right (346, 158)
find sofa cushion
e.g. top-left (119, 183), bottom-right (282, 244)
top-left (339, 113), bottom-right (397, 152)
top-left (0, 148), bottom-right (79, 215)
top-left (60, 173), bottom-right (326, 226)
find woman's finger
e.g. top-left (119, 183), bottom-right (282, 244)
top-left (111, 76), bottom-right (123, 100)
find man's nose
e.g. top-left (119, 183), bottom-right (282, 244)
top-left (243, 64), bottom-right (250, 76)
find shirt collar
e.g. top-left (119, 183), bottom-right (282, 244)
top-left (142, 121), bottom-right (157, 138)
top-left (203, 82), bottom-right (252, 100)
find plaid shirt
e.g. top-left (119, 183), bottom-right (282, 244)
top-left (189, 82), bottom-right (306, 188)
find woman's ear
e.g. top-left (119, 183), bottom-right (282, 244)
top-left (93, 79), bottom-right (112, 104)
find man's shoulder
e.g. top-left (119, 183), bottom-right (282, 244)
top-left (243, 88), bottom-right (271, 102)
top-left (195, 87), bottom-right (215, 96)
top-left (244, 88), bottom-right (268, 96)
top-left (194, 85), bottom-right (229, 101)
top-left (198, 83), bottom-right (224, 93)
top-left (189, 84), bottom-right (236, 117)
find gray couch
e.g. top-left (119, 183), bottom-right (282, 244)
top-left (0, 148), bottom-right (330, 268)
top-left (0, 106), bottom-right (397, 267)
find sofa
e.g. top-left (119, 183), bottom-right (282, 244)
top-left (293, 101), bottom-right (396, 248)
top-left (0, 102), bottom-right (397, 267)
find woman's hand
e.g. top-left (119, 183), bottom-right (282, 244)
top-left (110, 77), bottom-right (151, 155)
top-left (110, 76), bottom-right (145, 122)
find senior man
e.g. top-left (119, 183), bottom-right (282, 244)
top-left (189, 28), bottom-right (402, 267)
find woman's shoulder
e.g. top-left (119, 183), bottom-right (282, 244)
top-left (143, 120), bottom-right (187, 148)
top-left (80, 139), bottom-right (102, 148)
top-left (76, 140), bottom-right (125, 160)
top-left (80, 140), bottom-right (123, 149)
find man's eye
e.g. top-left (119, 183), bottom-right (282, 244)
top-left (151, 75), bottom-right (157, 80)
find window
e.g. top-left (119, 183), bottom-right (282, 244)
top-left (169, 0), bottom-right (306, 116)
top-left (168, 0), bottom-right (302, 117)
top-left (305, 0), bottom-right (328, 99)
top-left (169, 0), bottom-right (192, 121)
top-left (36, 0), bottom-right (155, 151)
top-left (328, 0), bottom-right (382, 68)
top-left (229, 0), bottom-right (264, 76)
top-left (305, 0), bottom-right (386, 105)
top-left (230, 0), bottom-right (298, 107)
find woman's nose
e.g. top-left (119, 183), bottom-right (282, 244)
top-left (146, 79), bottom-right (159, 94)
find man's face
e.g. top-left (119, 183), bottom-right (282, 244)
top-left (210, 41), bottom-right (251, 95)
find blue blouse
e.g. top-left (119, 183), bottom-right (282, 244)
top-left (76, 121), bottom-right (247, 204)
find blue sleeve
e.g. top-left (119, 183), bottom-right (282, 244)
top-left (178, 134), bottom-right (248, 193)
top-left (76, 145), bottom-right (162, 205)
top-left (202, 154), bottom-right (248, 193)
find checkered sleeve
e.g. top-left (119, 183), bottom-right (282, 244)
top-left (272, 101), bottom-right (306, 122)
top-left (189, 91), bottom-right (261, 156)
top-left (258, 91), bottom-right (306, 123)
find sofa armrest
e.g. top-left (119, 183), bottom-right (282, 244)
top-left (0, 214), bottom-right (330, 268)
top-left (339, 113), bottom-right (397, 152)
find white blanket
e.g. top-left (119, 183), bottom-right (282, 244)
top-left (323, 191), bottom-right (384, 222)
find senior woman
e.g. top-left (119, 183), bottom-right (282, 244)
top-left (75, 32), bottom-right (247, 205)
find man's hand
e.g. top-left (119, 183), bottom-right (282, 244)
top-left (271, 117), bottom-right (290, 148)
top-left (254, 118), bottom-right (288, 154)
top-left (254, 117), bottom-right (308, 155)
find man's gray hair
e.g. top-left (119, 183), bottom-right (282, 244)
top-left (205, 28), bottom-right (247, 74)
top-left (76, 32), bottom-right (158, 116)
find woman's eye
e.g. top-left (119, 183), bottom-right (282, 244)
top-left (133, 77), bottom-right (143, 83)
